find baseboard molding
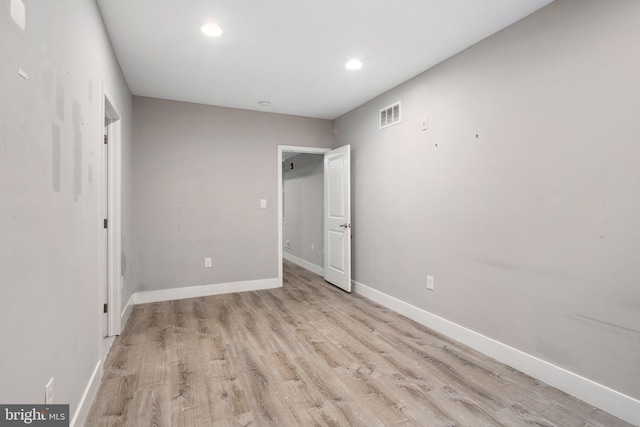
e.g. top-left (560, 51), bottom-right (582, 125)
top-left (121, 293), bottom-right (134, 329)
top-left (102, 336), bottom-right (116, 364)
top-left (352, 280), bottom-right (640, 426)
top-left (283, 252), bottom-right (324, 276)
top-left (133, 278), bottom-right (280, 305)
top-left (70, 360), bottom-right (102, 427)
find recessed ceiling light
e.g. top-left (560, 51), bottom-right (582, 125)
top-left (258, 100), bottom-right (271, 107)
top-left (201, 23), bottom-right (223, 37)
top-left (346, 59), bottom-right (363, 70)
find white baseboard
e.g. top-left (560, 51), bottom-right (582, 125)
top-left (102, 336), bottom-right (116, 364)
top-left (133, 278), bottom-right (280, 305)
top-left (70, 360), bottom-right (102, 427)
top-left (283, 252), bottom-right (324, 276)
top-left (352, 280), bottom-right (640, 427)
top-left (121, 293), bottom-right (134, 329)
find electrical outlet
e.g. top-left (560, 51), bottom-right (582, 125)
top-left (311, 243), bottom-right (314, 251)
top-left (45, 377), bottom-right (54, 404)
top-left (204, 258), bottom-right (212, 268)
top-left (285, 240), bottom-right (291, 249)
top-left (427, 275), bottom-right (434, 291)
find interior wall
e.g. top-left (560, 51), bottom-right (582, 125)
top-left (334, 0), bottom-right (640, 400)
top-left (132, 96), bottom-right (333, 292)
top-left (283, 153), bottom-right (324, 269)
top-left (0, 0), bottom-right (132, 416)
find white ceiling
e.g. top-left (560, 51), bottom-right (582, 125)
top-left (97, 0), bottom-right (553, 120)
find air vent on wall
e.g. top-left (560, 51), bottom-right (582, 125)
top-left (379, 101), bottom-right (401, 129)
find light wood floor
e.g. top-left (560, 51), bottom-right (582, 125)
top-left (86, 261), bottom-right (630, 426)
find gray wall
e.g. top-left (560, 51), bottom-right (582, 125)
top-left (0, 0), bottom-right (132, 414)
top-left (334, 0), bottom-right (640, 400)
top-left (283, 154), bottom-right (324, 269)
top-left (132, 97), bottom-right (333, 291)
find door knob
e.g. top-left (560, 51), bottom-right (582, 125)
top-left (339, 223), bottom-right (351, 228)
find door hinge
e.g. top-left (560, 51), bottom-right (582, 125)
top-left (103, 303), bottom-right (108, 313)
top-left (103, 219), bottom-right (108, 229)
top-left (104, 135), bottom-right (108, 144)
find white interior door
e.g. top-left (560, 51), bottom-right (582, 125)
top-left (323, 145), bottom-right (351, 292)
top-left (101, 123), bottom-right (109, 337)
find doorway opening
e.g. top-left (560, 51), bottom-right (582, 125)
top-left (278, 146), bottom-right (329, 286)
top-left (282, 151), bottom-right (325, 276)
top-left (277, 145), bottom-right (351, 292)
top-left (100, 86), bottom-right (122, 354)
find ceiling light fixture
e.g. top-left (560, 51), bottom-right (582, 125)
top-left (201, 23), bottom-right (223, 37)
top-left (258, 100), bottom-right (271, 107)
top-left (345, 59), bottom-right (363, 70)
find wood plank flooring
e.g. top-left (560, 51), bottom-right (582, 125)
top-left (85, 261), bottom-right (631, 426)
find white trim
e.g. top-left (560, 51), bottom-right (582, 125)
top-left (352, 280), bottom-right (640, 427)
top-left (102, 336), bottom-right (115, 364)
top-left (70, 360), bottom-right (102, 427)
top-left (121, 292), bottom-right (134, 329)
top-left (132, 278), bottom-right (279, 305)
top-left (277, 145), bottom-right (330, 287)
top-left (283, 252), bottom-right (324, 276)
top-left (106, 92), bottom-right (122, 336)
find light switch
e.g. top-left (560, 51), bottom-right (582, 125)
top-left (260, 199), bottom-right (267, 209)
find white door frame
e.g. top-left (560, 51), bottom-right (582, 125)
top-left (100, 84), bottom-right (122, 338)
top-left (277, 145), bottom-right (330, 286)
